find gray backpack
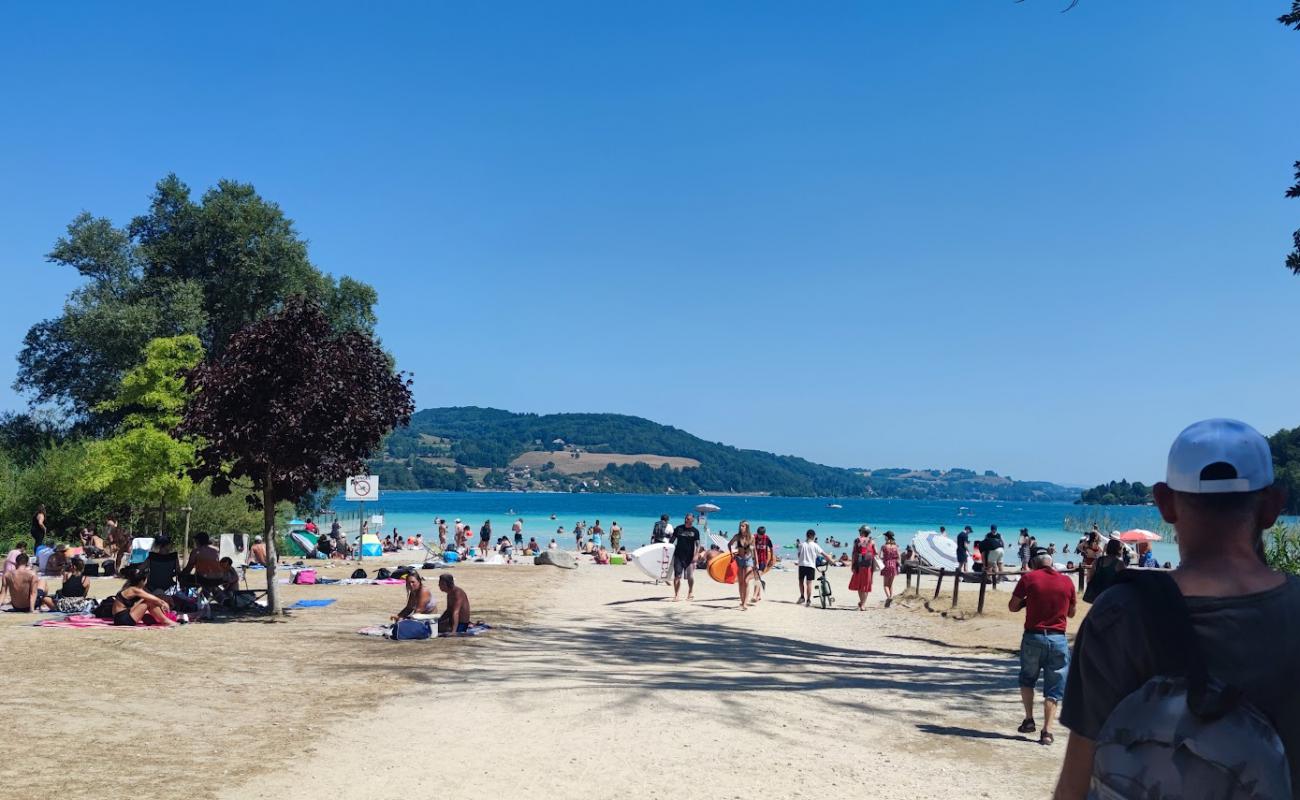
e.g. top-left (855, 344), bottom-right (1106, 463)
top-left (1089, 572), bottom-right (1290, 799)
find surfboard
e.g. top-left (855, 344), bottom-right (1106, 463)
top-left (630, 542), bottom-right (673, 581)
top-left (707, 552), bottom-right (737, 584)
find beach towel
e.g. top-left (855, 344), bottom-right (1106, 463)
top-left (373, 578), bottom-right (405, 585)
top-left (288, 599), bottom-right (337, 608)
top-left (355, 622), bottom-right (493, 639)
top-left (36, 614), bottom-right (175, 629)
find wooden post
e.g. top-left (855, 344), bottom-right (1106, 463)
top-left (933, 568), bottom-right (945, 599)
top-left (977, 570), bottom-right (988, 615)
top-left (952, 572), bottom-right (961, 606)
top-left (906, 565), bottom-right (913, 591)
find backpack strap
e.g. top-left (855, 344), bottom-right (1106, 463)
top-left (1118, 569), bottom-right (1241, 720)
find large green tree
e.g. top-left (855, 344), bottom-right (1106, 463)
top-left (16, 175), bottom-right (378, 427)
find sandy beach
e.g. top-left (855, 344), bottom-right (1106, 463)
top-left (1, 558), bottom-right (1070, 800)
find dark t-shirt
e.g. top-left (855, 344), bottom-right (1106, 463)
top-left (1061, 575), bottom-right (1300, 794)
top-left (956, 531), bottom-right (969, 557)
top-left (670, 526), bottom-right (700, 562)
top-left (1012, 568), bottom-right (1075, 631)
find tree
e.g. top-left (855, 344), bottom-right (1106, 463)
top-left (82, 335), bottom-right (205, 535)
top-left (16, 175), bottom-right (379, 426)
top-left (179, 299), bottom-right (413, 613)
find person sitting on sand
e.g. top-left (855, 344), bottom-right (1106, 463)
top-left (111, 566), bottom-right (175, 626)
top-left (436, 574), bottom-right (471, 634)
top-left (394, 572), bottom-right (437, 620)
top-left (314, 533), bottom-right (334, 560)
top-left (4, 540), bottom-right (27, 577)
top-left (218, 557), bottom-right (241, 593)
top-left (181, 533), bottom-right (224, 587)
top-left (548, 538), bottom-right (558, 550)
top-left (44, 543), bottom-right (70, 576)
top-left (2, 553), bottom-right (56, 612)
top-left (526, 537), bottom-right (539, 554)
top-left (593, 546), bottom-right (610, 565)
top-left (59, 557), bottom-right (91, 599)
top-left (249, 536), bottom-right (267, 566)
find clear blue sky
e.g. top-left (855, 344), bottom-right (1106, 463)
top-left (1, 1), bottom-right (1297, 487)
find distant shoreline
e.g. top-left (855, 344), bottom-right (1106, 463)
top-left (351, 488), bottom-right (1080, 503)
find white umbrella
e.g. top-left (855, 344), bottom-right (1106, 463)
top-left (695, 503), bottom-right (721, 514)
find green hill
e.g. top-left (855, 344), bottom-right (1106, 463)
top-left (370, 406), bottom-right (1078, 501)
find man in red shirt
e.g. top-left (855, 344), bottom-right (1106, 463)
top-left (1009, 548), bottom-right (1076, 746)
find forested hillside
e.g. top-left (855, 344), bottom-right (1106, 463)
top-left (371, 407), bottom-right (1078, 501)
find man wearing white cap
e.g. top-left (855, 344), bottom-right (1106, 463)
top-left (1054, 419), bottom-right (1300, 798)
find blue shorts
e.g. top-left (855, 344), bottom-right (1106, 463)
top-left (1018, 631), bottom-right (1069, 702)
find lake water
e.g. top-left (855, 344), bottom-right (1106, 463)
top-left (331, 491), bottom-right (1190, 565)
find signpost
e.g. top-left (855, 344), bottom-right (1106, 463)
top-left (345, 475), bottom-right (379, 562)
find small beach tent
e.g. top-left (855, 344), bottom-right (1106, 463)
top-left (129, 537), bottom-right (155, 565)
top-left (359, 533), bottom-right (382, 558)
top-left (220, 534), bottom-right (249, 567)
top-left (286, 531), bottom-right (318, 558)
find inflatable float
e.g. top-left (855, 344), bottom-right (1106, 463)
top-left (707, 552), bottom-right (738, 584)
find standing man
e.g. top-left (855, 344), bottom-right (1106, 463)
top-left (1054, 419), bottom-right (1300, 797)
top-left (956, 525), bottom-right (971, 574)
top-left (1009, 548), bottom-right (1076, 746)
top-left (669, 513), bottom-right (701, 601)
top-left (512, 518), bottom-right (524, 550)
top-left (651, 514), bottom-right (672, 543)
top-left (31, 504), bottom-right (47, 553)
top-left (796, 530), bottom-right (829, 606)
top-left (981, 525), bottom-right (1006, 585)
top-left (479, 520), bottom-right (492, 554)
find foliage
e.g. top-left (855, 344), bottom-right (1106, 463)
top-left (16, 175), bottom-right (378, 426)
top-left (0, 442), bottom-right (112, 550)
top-left (0, 411), bottom-right (66, 467)
top-left (1263, 523), bottom-right (1300, 576)
top-left (1269, 426), bottom-right (1300, 515)
top-left (179, 299), bottom-right (413, 611)
top-left (82, 336), bottom-right (204, 519)
top-left (1077, 479), bottom-right (1153, 506)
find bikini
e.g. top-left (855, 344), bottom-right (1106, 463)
top-left (112, 591), bottom-right (140, 626)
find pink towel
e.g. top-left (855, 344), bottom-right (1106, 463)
top-left (36, 614), bottom-right (174, 629)
top-left (373, 578), bottom-right (406, 585)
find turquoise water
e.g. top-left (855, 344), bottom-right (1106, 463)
top-left (331, 492), bottom-right (1194, 565)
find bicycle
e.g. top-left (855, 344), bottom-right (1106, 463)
top-left (815, 563), bottom-right (835, 609)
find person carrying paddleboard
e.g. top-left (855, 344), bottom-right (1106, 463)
top-left (669, 513), bottom-right (701, 601)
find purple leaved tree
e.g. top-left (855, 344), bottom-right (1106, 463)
top-left (178, 298), bottom-right (413, 612)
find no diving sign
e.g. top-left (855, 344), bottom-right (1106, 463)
top-left (345, 475), bottom-right (380, 502)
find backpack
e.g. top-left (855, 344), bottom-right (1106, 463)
top-left (350, 568), bottom-right (367, 579)
top-left (391, 618), bottom-right (432, 640)
top-left (1088, 571), bottom-right (1291, 799)
top-left (375, 567), bottom-right (392, 580)
top-left (93, 597), bottom-right (114, 619)
top-left (651, 520), bottom-right (667, 543)
top-left (390, 567), bottom-right (413, 581)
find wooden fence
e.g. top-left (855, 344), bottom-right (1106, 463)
top-left (902, 560), bottom-right (1086, 615)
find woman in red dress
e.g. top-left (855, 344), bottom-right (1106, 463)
top-left (847, 526), bottom-right (877, 610)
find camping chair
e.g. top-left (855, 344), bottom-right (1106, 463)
top-left (421, 541), bottom-right (446, 563)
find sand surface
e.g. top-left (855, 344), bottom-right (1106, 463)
top-left (1, 559), bottom-right (1071, 800)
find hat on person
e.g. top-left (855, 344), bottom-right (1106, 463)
top-left (1031, 547), bottom-right (1050, 559)
top-left (1166, 418), bottom-right (1274, 494)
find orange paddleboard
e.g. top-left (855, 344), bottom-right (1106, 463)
top-left (707, 553), bottom-right (738, 584)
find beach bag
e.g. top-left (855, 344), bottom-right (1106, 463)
top-left (872, 556), bottom-right (885, 571)
top-left (350, 568), bottom-right (367, 579)
top-left (93, 597), bottom-right (114, 619)
top-left (292, 569), bottom-right (317, 585)
top-left (375, 567), bottom-right (391, 580)
top-left (1088, 571), bottom-right (1290, 799)
top-left (390, 567), bottom-right (413, 581)
top-left (56, 597), bottom-right (95, 615)
top-left (100, 560), bottom-right (116, 577)
top-left (391, 618), bottom-right (432, 640)
top-left (83, 561), bottom-right (100, 577)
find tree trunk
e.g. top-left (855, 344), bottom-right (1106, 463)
top-left (263, 465), bottom-right (280, 614)
top-left (159, 497), bottom-right (166, 540)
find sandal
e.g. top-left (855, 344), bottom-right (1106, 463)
top-left (1017, 718), bottom-right (1036, 734)
top-left (1039, 730), bottom-right (1054, 746)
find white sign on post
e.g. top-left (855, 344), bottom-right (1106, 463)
top-left (345, 475), bottom-right (380, 502)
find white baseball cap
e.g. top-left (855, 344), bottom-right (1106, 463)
top-left (1166, 418), bottom-right (1274, 494)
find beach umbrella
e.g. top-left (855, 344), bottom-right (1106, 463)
top-left (694, 503), bottom-right (721, 514)
top-left (1118, 529), bottom-right (1161, 543)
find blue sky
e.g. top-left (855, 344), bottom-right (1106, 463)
top-left (1, 1), bottom-right (1297, 486)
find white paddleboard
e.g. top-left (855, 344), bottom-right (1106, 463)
top-left (709, 533), bottom-right (729, 551)
top-left (630, 542), bottom-right (673, 581)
